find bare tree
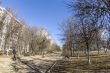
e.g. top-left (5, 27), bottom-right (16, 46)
top-left (36, 27), bottom-right (50, 57)
top-left (68, 0), bottom-right (110, 64)
top-left (30, 27), bottom-right (50, 57)
top-left (16, 22), bottom-right (32, 56)
top-left (60, 18), bottom-right (76, 57)
top-left (50, 43), bottom-right (61, 53)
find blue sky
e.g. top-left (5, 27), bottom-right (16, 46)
top-left (1, 0), bottom-right (72, 46)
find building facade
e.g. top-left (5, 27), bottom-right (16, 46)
top-left (0, 7), bottom-right (29, 55)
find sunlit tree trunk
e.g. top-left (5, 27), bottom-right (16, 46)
top-left (86, 42), bottom-right (91, 64)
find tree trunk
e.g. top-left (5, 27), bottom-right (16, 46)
top-left (96, 41), bottom-right (100, 55)
top-left (86, 42), bottom-right (91, 64)
top-left (70, 48), bottom-right (73, 57)
top-left (84, 49), bottom-right (87, 55)
top-left (42, 52), bottom-right (45, 58)
top-left (98, 49), bottom-right (100, 55)
top-left (71, 44), bottom-right (74, 57)
top-left (104, 48), bottom-right (107, 54)
top-left (77, 48), bottom-right (79, 59)
top-left (69, 43), bottom-right (73, 57)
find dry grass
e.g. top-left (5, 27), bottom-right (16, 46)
top-left (51, 51), bottom-right (110, 73)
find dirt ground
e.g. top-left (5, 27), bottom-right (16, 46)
top-left (0, 52), bottom-right (110, 73)
top-left (0, 56), bottom-right (14, 73)
top-left (51, 52), bottom-right (110, 73)
top-left (0, 53), bottom-right (62, 73)
top-left (10, 52), bottom-right (62, 73)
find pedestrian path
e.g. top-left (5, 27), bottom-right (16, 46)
top-left (0, 56), bottom-right (13, 73)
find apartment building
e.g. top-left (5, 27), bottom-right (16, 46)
top-left (0, 7), bottom-right (12, 51)
top-left (0, 7), bottom-right (24, 55)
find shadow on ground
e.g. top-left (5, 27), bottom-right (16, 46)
top-left (10, 57), bottom-right (56, 73)
top-left (11, 57), bottom-right (42, 73)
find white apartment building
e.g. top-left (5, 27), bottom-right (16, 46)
top-left (0, 7), bottom-right (27, 55)
top-left (0, 7), bottom-right (11, 51)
